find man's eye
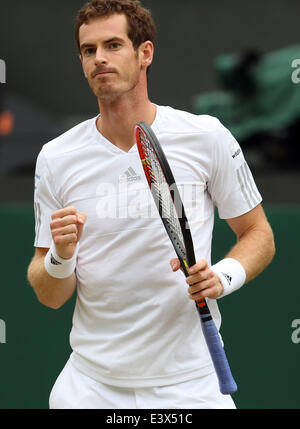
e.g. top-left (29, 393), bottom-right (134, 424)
top-left (84, 48), bottom-right (95, 55)
top-left (109, 43), bottom-right (121, 49)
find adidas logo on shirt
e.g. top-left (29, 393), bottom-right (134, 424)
top-left (119, 167), bottom-right (142, 184)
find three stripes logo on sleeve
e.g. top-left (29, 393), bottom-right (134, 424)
top-left (237, 162), bottom-right (261, 209)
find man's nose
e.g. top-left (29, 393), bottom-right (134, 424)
top-left (94, 47), bottom-right (108, 65)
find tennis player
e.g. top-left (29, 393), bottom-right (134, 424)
top-left (27, 0), bottom-right (275, 409)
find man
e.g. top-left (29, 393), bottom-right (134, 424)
top-left (27, 0), bottom-right (275, 409)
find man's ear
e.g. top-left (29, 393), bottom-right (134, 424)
top-left (140, 41), bottom-right (154, 69)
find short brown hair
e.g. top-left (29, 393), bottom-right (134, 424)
top-left (75, 0), bottom-right (157, 53)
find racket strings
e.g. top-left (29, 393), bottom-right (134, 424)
top-left (139, 131), bottom-right (186, 256)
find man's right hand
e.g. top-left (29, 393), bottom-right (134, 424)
top-left (50, 207), bottom-right (87, 260)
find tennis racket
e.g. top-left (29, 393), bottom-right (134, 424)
top-left (135, 121), bottom-right (237, 395)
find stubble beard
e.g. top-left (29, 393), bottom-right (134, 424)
top-left (91, 53), bottom-right (141, 103)
top-left (93, 71), bottom-right (141, 104)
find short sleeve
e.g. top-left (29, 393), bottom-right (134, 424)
top-left (208, 121), bottom-right (262, 219)
top-left (34, 150), bottom-right (62, 247)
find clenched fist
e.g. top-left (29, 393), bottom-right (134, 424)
top-left (50, 206), bottom-right (87, 260)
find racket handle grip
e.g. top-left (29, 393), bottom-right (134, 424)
top-left (201, 318), bottom-right (238, 395)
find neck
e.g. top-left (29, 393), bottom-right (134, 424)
top-left (96, 89), bottom-right (156, 153)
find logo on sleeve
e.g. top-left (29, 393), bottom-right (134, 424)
top-left (34, 173), bottom-right (41, 191)
top-left (230, 141), bottom-right (241, 159)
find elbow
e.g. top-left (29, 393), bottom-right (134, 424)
top-left (28, 277), bottom-right (65, 311)
top-left (270, 237), bottom-right (276, 264)
top-left (39, 298), bottom-right (64, 311)
top-left (266, 224), bottom-right (276, 265)
top-left (271, 234), bottom-right (276, 259)
top-left (34, 291), bottom-right (67, 310)
top-left (27, 265), bottom-right (72, 310)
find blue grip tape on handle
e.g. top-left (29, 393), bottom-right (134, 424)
top-left (201, 318), bottom-right (238, 395)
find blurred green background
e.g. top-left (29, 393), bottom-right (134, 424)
top-left (0, 204), bottom-right (299, 409)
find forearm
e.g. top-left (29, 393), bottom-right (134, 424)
top-left (226, 221), bottom-right (275, 284)
top-left (27, 257), bottom-right (77, 310)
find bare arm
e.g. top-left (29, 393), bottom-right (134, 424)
top-left (27, 247), bottom-right (77, 310)
top-left (27, 206), bottom-right (87, 310)
top-left (225, 204), bottom-right (275, 283)
top-left (171, 204), bottom-right (275, 301)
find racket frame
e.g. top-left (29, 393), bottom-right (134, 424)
top-left (135, 121), bottom-right (238, 395)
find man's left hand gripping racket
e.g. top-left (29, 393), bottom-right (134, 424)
top-left (135, 121), bottom-right (237, 395)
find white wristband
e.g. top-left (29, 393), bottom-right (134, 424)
top-left (210, 258), bottom-right (246, 298)
top-left (44, 241), bottom-right (79, 279)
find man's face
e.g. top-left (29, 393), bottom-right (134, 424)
top-left (79, 14), bottom-right (145, 101)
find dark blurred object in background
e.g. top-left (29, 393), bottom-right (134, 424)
top-left (193, 45), bottom-right (300, 173)
top-left (0, 88), bottom-right (62, 176)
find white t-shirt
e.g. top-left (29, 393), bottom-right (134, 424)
top-left (34, 105), bottom-right (262, 388)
